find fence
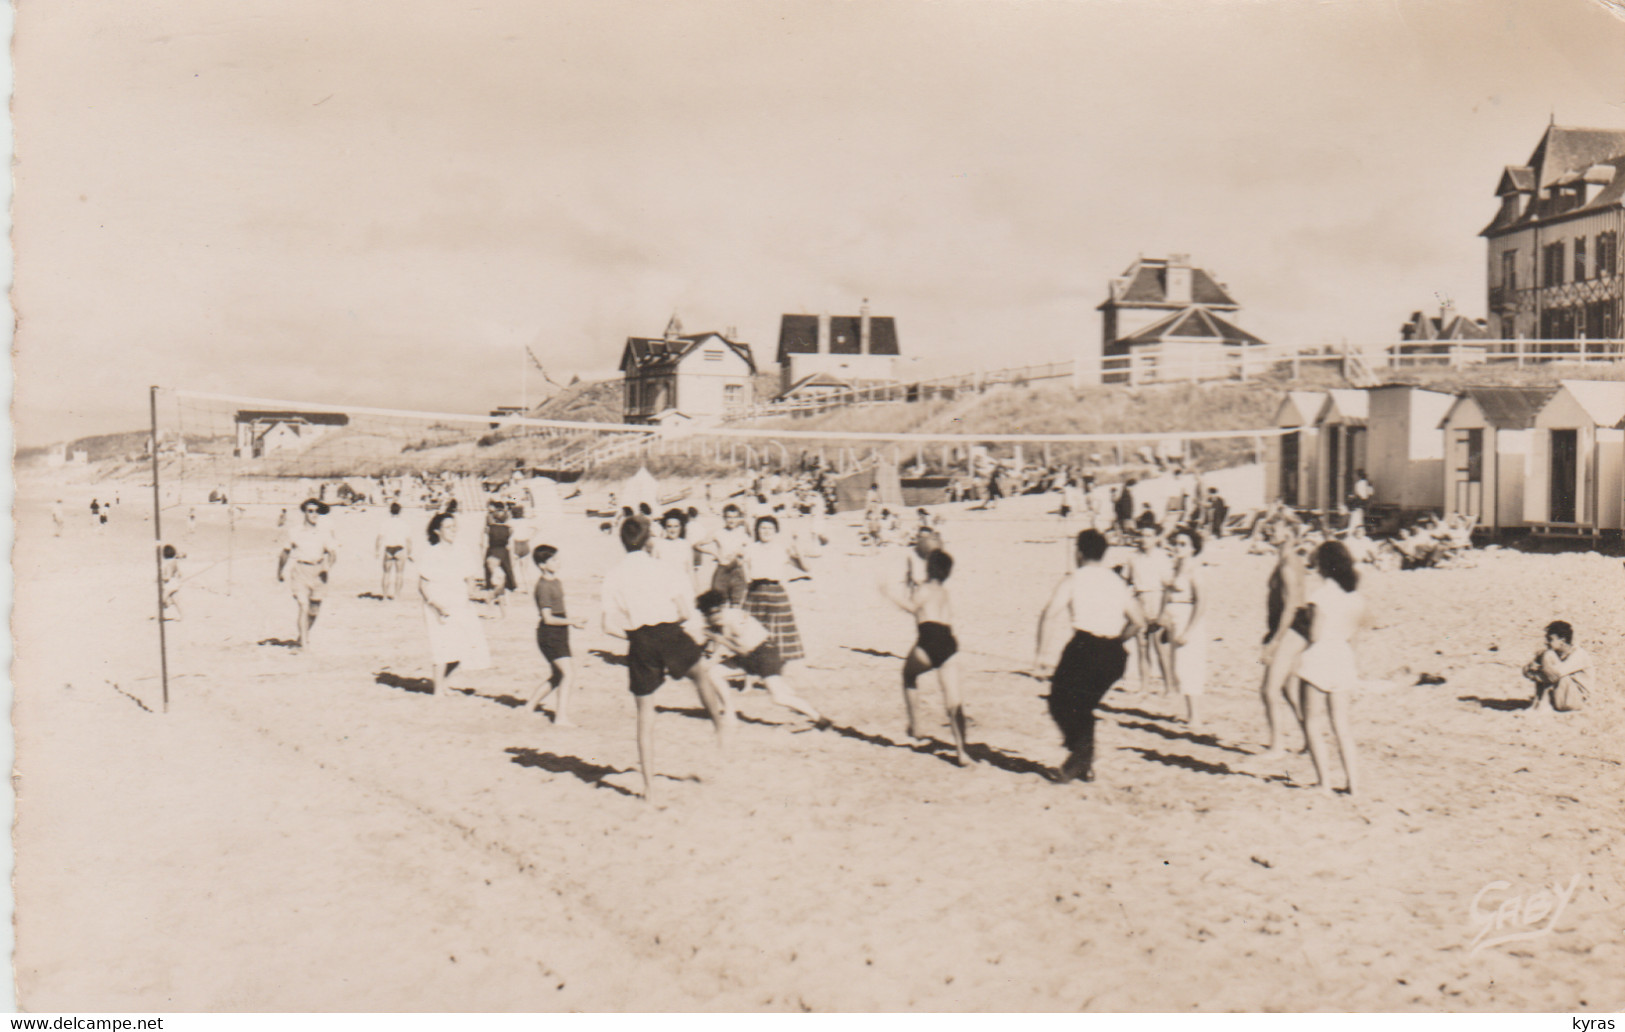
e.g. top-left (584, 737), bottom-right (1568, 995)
top-left (1379, 338), bottom-right (1625, 368)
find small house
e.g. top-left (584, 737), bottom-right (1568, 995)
top-left (619, 316), bottom-right (758, 425)
top-left (1437, 386), bottom-right (1558, 534)
top-left (1268, 391), bottom-right (1328, 509)
top-left (1523, 379), bottom-right (1625, 534)
top-left (1364, 385), bottom-right (1456, 516)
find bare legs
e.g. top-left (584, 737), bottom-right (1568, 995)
top-left (431, 659), bottom-right (461, 698)
top-left (637, 664), bottom-right (734, 804)
top-left (527, 657), bottom-right (577, 726)
top-left (1258, 633), bottom-right (1307, 755)
top-left (760, 675), bottom-right (825, 723)
top-left (903, 648), bottom-right (970, 766)
top-left (1300, 683), bottom-right (1359, 795)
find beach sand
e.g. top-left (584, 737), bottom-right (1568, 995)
top-left (11, 470), bottom-right (1624, 1011)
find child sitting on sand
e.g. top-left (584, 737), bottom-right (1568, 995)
top-left (1522, 620), bottom-right (1594, 714)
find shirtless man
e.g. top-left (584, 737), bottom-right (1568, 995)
top-left (375, 502), bottom-right (413, 600)
top-left (882, 550), bottom-right (970, 766)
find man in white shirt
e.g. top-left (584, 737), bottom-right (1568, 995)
top-left (600, 516), bottom-right (732, 801)
top-left (277, 498), bottom-right (339, 650)
top-left (1035, 530), bottom-right (1148, 784)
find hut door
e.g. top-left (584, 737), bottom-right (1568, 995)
top-left (1280, 432), bottom-right (1300, 507)
top-left (1325, 426), bottom-right (1342, 511)
top-left (1550, 429), bottom-right (1578, 523)
top-left (1453, 429), bottom-right (1483, 521)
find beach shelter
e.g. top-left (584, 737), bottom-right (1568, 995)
top-left (832, 458), bottom-right (905, 513)
top-left (1316, 389), bottom-right (1369, 513)
top-left (1438, 387), bottom-right (1557, 535)
top-left (622, 467), bottom-right (660, 515)
top-left (1364, 385), bottom-right (1455, 516)
top-left (1267, 391), bottom-right (1327, 508)
top-left (1524, 380), bottom-right (1625, 533)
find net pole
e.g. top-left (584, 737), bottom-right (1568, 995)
top-left (149, 386), bottom-right (172, 713)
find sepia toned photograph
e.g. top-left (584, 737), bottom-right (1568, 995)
top-left (8, 0), bottom-right (1624, 1015)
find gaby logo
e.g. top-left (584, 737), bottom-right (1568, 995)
top-left (1468, 874), bottom-right (1581, 956)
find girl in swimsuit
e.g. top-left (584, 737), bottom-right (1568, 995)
top-left (1162, 527), bottom-right (1208, 726)
top-left (881, 549), bottom-right (970, 767)
top-left (1257, 525), bottom-right (1315, 757)
top-left (1296, 540), bottom-right (1366, 795)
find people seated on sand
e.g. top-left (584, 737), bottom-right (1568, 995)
top-left (1522, 620), bottom-right (1594, 715)
top-left (1340, 523), bottom-right (1378, 567)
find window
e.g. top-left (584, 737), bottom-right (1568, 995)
top-left (1599, 232), bottom-right (1619, 279)
top-left (1575, 237), bottom-right (1587, 281)
top-left (724, 383), bottom-right (743, 408)
top-left (1501, 250), bottom-right (1517, 291)
top-left (1543, 241), bottom-right (1566, 286)
top-left (1462, 429), bottom-right (1483, 484)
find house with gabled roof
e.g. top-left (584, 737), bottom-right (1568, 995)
top-left (1269, 391), bottom-right (1328, 509)
top-left (234, 410), bottom-right (350, 459)
top-left (1098, 255), bottom-right (1268, 383)
top-left (1481, 124), bottom-right (1625, 343)
top-left (775, 301), bottom-right (900, 395)
top-left (1522, 379), bottom-right (1625, 535)
top-left (618, 314), bottom-right (757, 424)
top-left (1438, 386), bottom-right (1559, 535)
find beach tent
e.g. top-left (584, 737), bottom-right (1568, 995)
top-left (832, 458), bottom-right (904, 513)
top-left (1267, 391), bottom-right (1326, 508)
top-left (1438, 386), bottom-right (1557, 535)
top-left (621, 467), bottom-right (660, 515)
top-left (523, 475), bottom-right (563, 519)
top-left (1524, 380), bottom-right (1625, 533)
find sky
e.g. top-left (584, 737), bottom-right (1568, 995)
top-left (11, 0), bottom-right (1625, 444)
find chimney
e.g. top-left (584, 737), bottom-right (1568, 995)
top-left (724, 326), bottom-right (738, 340)
top-left (1166, 254), bottom-right (1192, 304)
top-left (860, 298), bottom-right (871, 355)
top-left (1440, 298), bottom-right (1455, 329)
top-left (817, 312), bottom-right (830, 354)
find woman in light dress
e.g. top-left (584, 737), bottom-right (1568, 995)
top-left (1160, 526), bottom-right (1208, 726)
top-left (1295, 540), bottom-right (1366, 795)
top-left (418, 511), bottom-right (492, 698)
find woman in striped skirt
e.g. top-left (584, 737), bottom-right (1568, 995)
top-left (742, 515), bottom-right (807, 667)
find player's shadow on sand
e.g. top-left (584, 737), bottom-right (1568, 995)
top-left (657, 705), bottom-right (780, 728)
top-left (373, 671), bottom-right (434, 695)
top-left (588, 649), bottom-right (630, 668)
top-left (1122, 746), bottom-right (1292, 784)
top-left (841, 646), bottom-right (903, 660)
top-left (257, 638), bottom-right (301, 649)
top-left (504, 747), bottom-right (637, 798)
top-left (1114, 718), bottom-right (1250, 755)
top-left (1098, 702), bottom-right (1171, 723)
top-left (355, 591), bottom-right (388, 601)
top-left (1457, 694), bottom-right (1531, 712)
top-left (964, 741), bottom-right (1055, 779)
top-left (820, 722), bottom-right (971, 767)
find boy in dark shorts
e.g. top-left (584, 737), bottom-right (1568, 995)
top-left (697, 589), bottom-right (828, 726)
top-left (600, 516), bottom-right (733, 801)
top-left (882, 549), bottom-right (970, 766)
top-left (525, 545), bottom-right (587, 725)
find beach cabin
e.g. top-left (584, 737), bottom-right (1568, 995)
top-left (1317, 389), bottom-right (1369, 513)
top-left (1438, 387), bottom-right (1558, 536)
top-left (1365, 385), bottom-right (1456, 517)
top-left (1268, 391), bottom-right (1327, 509)
top-left (1524, 380), bottom-right (1625, 537)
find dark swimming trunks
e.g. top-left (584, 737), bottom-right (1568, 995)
top-left (915, 621), bottom-right (959, 669)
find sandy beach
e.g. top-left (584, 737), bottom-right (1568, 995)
top-left (11, 468), bottom-right (1623, 1011)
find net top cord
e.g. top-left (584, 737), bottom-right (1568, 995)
top-left (164, 387), bottom-right (1295, 445)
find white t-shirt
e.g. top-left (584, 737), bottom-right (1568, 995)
top-left (1067, 565), bottom-right (1134, 638)
top-left (284, 522), bottom-right (338, 565)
